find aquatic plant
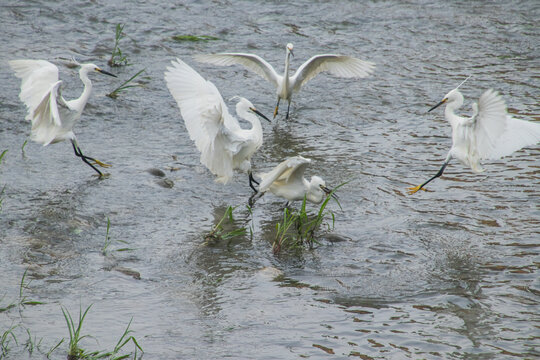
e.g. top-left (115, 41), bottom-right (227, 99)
top-left (204, 206), bottom-right (247, 245)
top-left (0, 150), bottom-right (6, 164)
top-left (106, 69), bottom-right (145, 99)
top-left (171, 34), bottom-right (219, 42)
top-left (108, 24), bottom-right (129, 67)
top-left (62, 304), bottom-right (93, 360)
top-left (273, 184), bottom-right (344, 254)
top-left (62, 304), bottom-right (143, 360)
top-left (0, 325), bottom-right (18, 359)
top-left (102, 217), bottom-right (135, 255)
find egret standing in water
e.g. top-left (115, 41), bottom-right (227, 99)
top-left (251, 156), bottom-right (336, 205)
top-left (164, 58), bottom-right (271, 191)
top-left (408, 80), bottom-right (540, 194)
top-left (195, 43), bottom-right (375, 119)
top-left (9, 59), bottom-right (117, 177)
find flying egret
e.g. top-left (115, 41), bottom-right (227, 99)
top-left (9, 59), bottom-right (117, 177)
top-left (251, 156), bottom-right (336, 205)
top-left (164, 58), bottom-right (271, 191)
top-left (408, 82), bottom-right (540, 194)
top-left (195, 43), bottom-right (375, 119)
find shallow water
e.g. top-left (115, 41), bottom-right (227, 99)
top-left (0, 0), bottom-right (539, 359)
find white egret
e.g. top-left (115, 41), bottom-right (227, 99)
top-left (9, 59), bottom-right (117, 177)
top-left (408, 81), bottom-right (540, 194)
top-left (195, 43), bottom-right (375, 119)
top-left (164, 58), bottom-right (271, 191)
top-left (252, 156), bottom-right (336, 205)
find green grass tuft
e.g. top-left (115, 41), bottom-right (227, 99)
top-left (109, 24), bottom-right (130, 67)
top-left (273, 182), bottom-right (346, 254)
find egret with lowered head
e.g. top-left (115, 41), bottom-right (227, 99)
top-left (408, 79), bottom-right (540, 194)
top-left (252, 155), bottom-right (336, 206)
top-left (164, 58), bottom-right (271, 191)
top-left (9, 59), bottom-right (117, 177)
top-left (195, 43), bottom-right (375, 119)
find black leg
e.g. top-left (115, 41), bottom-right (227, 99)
top-left (248, 173), bottom-right (258, 192)
top-left (71, 140), bottom-right (104, 176)
top-left (408, 160), bottom-right (450, 194)
top-left (285, 100), bottom-right (291, 120)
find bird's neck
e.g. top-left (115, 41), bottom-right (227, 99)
top-left (72, 72), bottom-right (93, 112)
top-left (283, 52), bottom-right (291, 80)
top-left (445, 102), bottom-right (463, 127)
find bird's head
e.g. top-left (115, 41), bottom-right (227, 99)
top-left (307, 176), bottom-right (338, 203)
top-left (428, 88), bottom-right (464, 112)
top-left (286, 43), bottom-right (294, 57)
top-left (233, 97), bottom-right (271, 123)
top-left (80, 63), bottom-right (117, 78)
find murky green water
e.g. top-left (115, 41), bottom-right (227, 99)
top-left (1, 1), bottom-right (538, 359)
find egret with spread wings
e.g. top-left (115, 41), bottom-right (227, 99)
top-left (164, 58), bottom-right (270, 191)
top-left (408, 83), bottom-right (540, 194)
top-left (252, 156), bottom-right (336, 205)
top-left (9, 59), bottom-right (116, 177)
top-left (195, 43), bottom-right (375, 119)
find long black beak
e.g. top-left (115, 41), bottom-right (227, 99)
top-left (250, 107), bottom-right (271, 122)
top-left (321, 185), bottom-right (339, 201)
top-left (428, 98), bottom-right (447, 112)
top-left (97, 68), bottom-right (117, 78)
top-left (289, 50), bottom-right (294, 58)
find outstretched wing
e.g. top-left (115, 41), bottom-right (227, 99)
top-left (9, 59), bottom-right (74, 145)
top-left (291, 54), bottom-right (375, 92)
top-left (194, 53), bottom-right (280, 88)
top-left (486, 116), bottom-right (540, 159)
top-left (164, 58), bottom-right (239, 183)
top-left (258, 156), bottom-right (311, 192)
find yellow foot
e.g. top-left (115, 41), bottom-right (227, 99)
top-left (91, 159), bottom-right (112, 168)
top-left (407, 184), bottom-right (427, 195)
top-left (93, 173), bottom-right (110, 179)
top-left (273, 106), bottom-right (279, 118)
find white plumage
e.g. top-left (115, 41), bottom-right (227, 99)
top-left (9, 59), bottom-right (116, 176)
top-left (256, 156), bottom-right (333, 204)
top-left (195, 43), bottom-right (375, 119)
top-left (164, 58), bottom-right (270, 189)
top-left (408, 87), bottom-right (540, 194)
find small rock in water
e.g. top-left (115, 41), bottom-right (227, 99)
top-left (156, 178), bottom-right (174, 188)
top-left (147, 168), bottom-right (166, 177)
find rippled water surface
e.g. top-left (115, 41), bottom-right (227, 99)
top-left (0, 1), bottom-right (538, 359)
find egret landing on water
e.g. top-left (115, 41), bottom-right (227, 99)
top-left (250, 156), bottom-right (337, 206)
top-left (9, 59), bottom-right (117, 177)
top-left (164, 58), bottom-right (271, 191)
top-left (408, 83), bottom-right (540, 195)
top-left (195, 43), bottom-right (375, 120)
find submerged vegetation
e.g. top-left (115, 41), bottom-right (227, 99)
top-left (171, 34), bottom-right (219, 42)
top-left (102, 217), bottom-right (135, 255)
top-left (204, 206), bottom-right (247, 245)
top-left (273, 185), bottom-right (344, 254)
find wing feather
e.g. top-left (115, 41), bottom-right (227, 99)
top-left (473, 89), bottom-right (508, 158)
top-left (164, 58), bottom-right (238, 183)
top-left (291, 55), bottom-right (375, 92)
top-left (259, 156), bottom-right (311, 192)
top-left (9, 59), bottom-right (61, 122)
top-left (194, 53), bottom-right (280, 88)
